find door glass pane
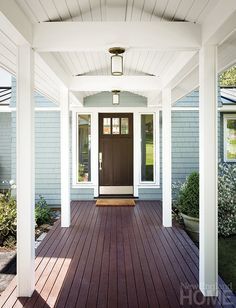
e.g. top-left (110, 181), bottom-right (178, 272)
top-left (112, 118), bottom-right (120, 134)
top-left (141, 114), bottom-right (154, 181)
top-left (226, 119), bottom-right (236, 160)
top-left (103, 118), bottom-right (111, 134)
top-left (78, 114), bottom-right (91, 182)
top-left (121, 118), bottom-right (129, 134)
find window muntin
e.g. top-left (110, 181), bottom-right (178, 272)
top-left (225, 116), bottom-right (236, 161)
top-left (77, 114), bottom-right (91, 182)
top-left (141, 114), bottom-right (154, 182)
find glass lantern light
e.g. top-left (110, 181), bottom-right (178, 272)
top-left (109, 47), bottom-right (125, 76)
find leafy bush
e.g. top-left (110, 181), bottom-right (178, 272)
top-left (175, 172), bottom-right (199, 219)
top-left (218, 162), bottom-right (236, 237)
top-left (35, 195), bottom-right (51, 226)
top-left (0, 192), bottom-right (17, 246)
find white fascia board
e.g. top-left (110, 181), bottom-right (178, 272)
top-left (69, 76), bottom-right (161, 92)
top-left (202, 0), bottom-right (236, 45)
top-left (0, 0), bottom-right (32, 45)
top-left (33, 22), bottom-right (201, 52)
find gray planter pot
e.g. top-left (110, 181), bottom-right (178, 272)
top-left (181, 213), bottom-right (199, 242)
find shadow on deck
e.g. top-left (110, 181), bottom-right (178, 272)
top-left (0, 201), bottom-right (235, 307)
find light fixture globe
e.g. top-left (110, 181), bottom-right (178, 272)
top-left (109, 47), bottom-right (125, 76)
top-left (112, 90), bottom-right (120, 105)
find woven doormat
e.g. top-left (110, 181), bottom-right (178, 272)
top-left (96, 199), bottom-right (135, 207)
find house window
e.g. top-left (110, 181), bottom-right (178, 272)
top-left (77, 114), bottom-right (91, 182)
top-left (141, 114), bottom-right (154, 182)
top-left (224, 115), bottom-right (236, 162)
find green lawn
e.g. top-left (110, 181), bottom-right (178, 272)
top-left (218, 236), bottom-right (236, 294)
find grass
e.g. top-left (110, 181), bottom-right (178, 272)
top-left (218, 235), bottom-right (236, 294)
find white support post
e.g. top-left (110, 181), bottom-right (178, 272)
top-left (16, 45), bottom-right (35, 297)
top-left (199, 45), bottom-right (218, 297)
top-left (162, 88), bottom-right (172, 227)
top-left (60, 87), bottom-right (71, 227)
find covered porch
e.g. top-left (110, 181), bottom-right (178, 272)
top-left (0, 201), bottom-right (235, 307)
top-left (0, 0), bottom-right (236, 305)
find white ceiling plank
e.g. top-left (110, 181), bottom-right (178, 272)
top-left (185, 0), bottom-right (207, 22)
top-left (90, 0), bottom-right (102, 21)
top-left (173, 0), bottom-right (194, 21)
top-left (0, 0), bottom-right (33, 45)
top-left (162, 51), bottom-right (197, 89)
top-left (202, 0), bottom-right (236, 45)
top-left (39, 0), bottom-right (61, 22)
top-left (65, 0), bottom-right (83, 21)
top-left (106, 0), bottom-right (127, 21)
top-left (16, 0), bottom-right (39, 23)
top-left (54, 0), bottom-right (72, 21)
top-left (141, 0), bottom-right (158, 21)
top-left (69, 75), bottom-right (161, 91)
top-left (162, 0), bottom-right (182, 21)
top-left (33, 21), bottom-right (201, 52)
top-left (78, 0), bottom-right (92, 21)
top-left (23, 0), bottom-right (49, 22)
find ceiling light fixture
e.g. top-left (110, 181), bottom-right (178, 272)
top-left (109, 47), bottom-right (125, 76)
top-left (112, 90), bottom-right (120, 105)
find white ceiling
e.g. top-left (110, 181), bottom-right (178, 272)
top-left (13, 0), bottom-right (218, 99)
top-left (16, 0), bottom-right (218, 23)
top-left (1, 0), bottom-right (235, 104)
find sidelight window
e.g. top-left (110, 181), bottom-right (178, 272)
top-left (141, 114), bottom-right (154, 182)
top-left (224, 115), bottom-right (236, 162)
top-left (77, 114), bottom-right (91, 182)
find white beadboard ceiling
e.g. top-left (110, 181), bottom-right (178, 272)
top-left (1, 0), bottom-right (225, 101)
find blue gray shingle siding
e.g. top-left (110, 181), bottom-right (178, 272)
top-left (0, 82), bottom-right (234, 204)
top-left (0, 113), bottom-right (11, 189)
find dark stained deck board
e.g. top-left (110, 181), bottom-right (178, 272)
top-left (0, 201), bottom-right (235, 308)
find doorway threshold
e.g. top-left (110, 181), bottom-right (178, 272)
top-left (95, 195), bottom-right (139, 200)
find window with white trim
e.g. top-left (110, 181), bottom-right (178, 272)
top-left (140, 114), bottom-right (155, 182)
top-left (224, 114), bottom-right (236, 162)
top-left (77, 114), bottom-right (91, 182)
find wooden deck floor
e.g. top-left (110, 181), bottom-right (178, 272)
top-left (0, 201), bottom-right (235, 307)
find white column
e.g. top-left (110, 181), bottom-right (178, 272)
top-left (60, 87), bottom-right (71, 227)
top-left (16, 45), bottom-right (35, 297)
top-left (199, 45), bottom-right (218, 297)
top-left (162, 88), bottom-right (172, 227)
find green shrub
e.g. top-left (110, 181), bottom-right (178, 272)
top-left (35, 195), bottom-right (51, 226)
top-left (0, 193), bottom-right (17, 246)
top-left (218, 162), bottom-right (236, 237)
top-left (175, 172), bottom-right (199, 218)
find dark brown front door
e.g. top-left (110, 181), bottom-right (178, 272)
top-left (99, 113), bottom-right (133, 195)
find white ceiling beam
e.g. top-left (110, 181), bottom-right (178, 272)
top-left (162, 51), bottom-right (198, 89)
top-left (33, 22), bottom-right (201, 52)
top-left (69, 76), bottom-right (161, 91)
top-left (202, 0), bottom-right (236, 45)
top-left (0, 0), bottom-right (32, 45)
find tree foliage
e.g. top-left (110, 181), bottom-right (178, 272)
top-left (220, 66), bottom-right (236, 87)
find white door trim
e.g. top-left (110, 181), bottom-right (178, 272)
top-left (72, 107), bottom-right (161, 197)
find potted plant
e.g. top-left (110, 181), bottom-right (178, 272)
top-left (176, 172), bottom-right (199, 241)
